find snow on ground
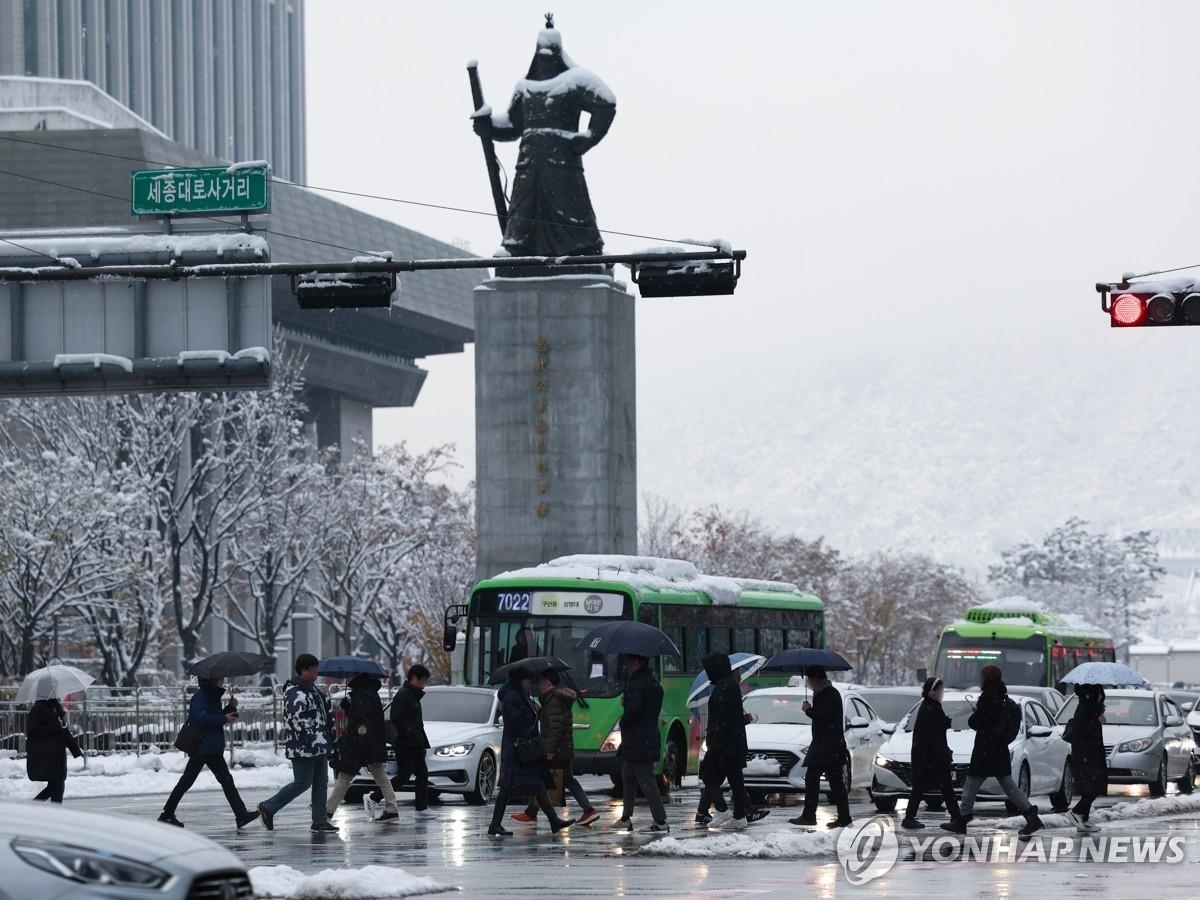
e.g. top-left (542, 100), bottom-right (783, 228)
top-left (0, 748), bottom-right (291, 799)
top-left (249, 865), bottom-right (452, 899)
top-left (997, 793), bottom-right (1200, 830)
top-left (640, 827), bottom-right (838, 859)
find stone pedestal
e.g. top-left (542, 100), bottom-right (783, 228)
top-left (474, 275), bottom-right (636, 580)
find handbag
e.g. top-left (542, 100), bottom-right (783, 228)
top-left (516, 735), bottom-right (546, 767)
top-left (174, 722), bottom-right (202, 756)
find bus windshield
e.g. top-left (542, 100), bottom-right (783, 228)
top-left (934, 633), bottom-right (1048, 688)
top-left (465, 616), bottom-right (624, 698)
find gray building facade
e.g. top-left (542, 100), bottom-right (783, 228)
top-left (0, 0), bottom-right (306, 181)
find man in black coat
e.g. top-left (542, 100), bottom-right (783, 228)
top-left (389, 664), bottom-right (433, 817)
top-left (615, 655), bottom-right (669, 833)
top-left (942, 664), bottom-right (1042, 837)
top-left (698, 652), bottom-right (768, 827)
top-left (26, 697), bottom-right (80, 803)
top-left (789, 667), bottom-right (851, 828)
top-left (1065, 684), bottom-right (1107, 833)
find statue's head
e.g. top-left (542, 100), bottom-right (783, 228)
top-left (526, 13), bottom-right (571, 81)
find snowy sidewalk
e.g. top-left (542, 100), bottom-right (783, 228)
top-left (249, 865), bottom-right (452, 899)
top-left (0, 747), bottom-right (293, 800)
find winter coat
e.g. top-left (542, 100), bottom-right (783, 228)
top-left (498, 682), bottom-right (545, 790)
top-left (910, 697), bottom-right (954, 779)
top-left (389, 682), bottom-right (430, 750)
top-left (703, 652), bottom-right (748, 762)
top-left (333, 675), bottom-right (388, 774)
top-left (804, 682), bottom-right (848, 770)
top-left (1067, 695), bottom-right (1109, 797)
top-left (282, 678), bottom-right (334, 759)
top-left (967, 681), bottom-right (1014, 778)
top-left (537, 686), bottom-right (577, 761)
top-left (618, 666), bottom-right (663, 764)
top-left (26, 699), bottom-right (76, 782)
top-left (187, 683), bottom-right (234, 758)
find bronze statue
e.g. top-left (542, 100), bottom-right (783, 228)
top-left (470, 15), bottom-right (616, 263)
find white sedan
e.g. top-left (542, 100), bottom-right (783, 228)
top-left (738, 686), bottom-right (890, 796)
top-left (353, 686), bottom-right (502, 805)
top-left (871, 691), bottom-right (1071, 813)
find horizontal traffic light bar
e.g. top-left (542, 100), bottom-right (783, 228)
top-left (1095, 282), bottom-right (1200, 327)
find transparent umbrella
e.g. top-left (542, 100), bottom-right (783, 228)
top-left (16, 665), bottom-right (95, 703)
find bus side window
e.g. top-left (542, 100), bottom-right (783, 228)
top-left (759, 628), bottom-right (783, 659)
top-left (663, 625), bottom-right (683, 675)
top-left (709, 627), bottom-right (732, 656)
top-left (733, 627), bottom-right (755, 655)
top-left (786, 628), bottom-right (808, 650)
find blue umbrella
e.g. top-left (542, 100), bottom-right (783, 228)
top-left (318, 656), bottom-right (386, 678)
top-left (686, 653), bottom-right (767, 707)
top-left (575, 620), bottom-right (680, 659)
top-left (760, 648), bottom-right (853, 674)
top-left (1061, 661), bottom-right (1149, 687)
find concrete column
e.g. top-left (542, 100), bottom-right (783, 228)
top-left (474, 275), bottom-right (637, 580)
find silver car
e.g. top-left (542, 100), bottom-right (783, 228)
top-left (0, 799), bottom-right (250, 899)
top-left (1056, 689), bottom-right (1196, 796)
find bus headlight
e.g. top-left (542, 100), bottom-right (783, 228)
top-left (601, 725), bottom-right (622, 753)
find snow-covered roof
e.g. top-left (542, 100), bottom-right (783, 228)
top-left (493, 554), bottom-right (806, 607)
top-left (979, 596), bottom-right (1046, 613)
top-left (958, 597), bottom-right (1110, 639)
top-left (0, 231), bottom-right (269, 264)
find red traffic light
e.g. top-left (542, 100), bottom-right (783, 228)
top-left (1111, 293), bottom-right (1145, 327)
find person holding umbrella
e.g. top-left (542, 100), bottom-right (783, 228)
top-left (327, 671), bottom-right (399, 822)
top-left (511, 667), bottom-right (599, 827)
top-left (258, 653), bottom-right (337, 833)
top-left (26, 695), bottom-right (81, 804)
top-left (1064, 683), bottom-right (1107, 833)
top-left (158, 677), bottom-right (258, 829)
top-left (487, 666), bottom-right (575, 836)
top-left (697, 652), bottom-right (768, 829)
top-left (788, 666), bottom-right (852, 829)
top-left (615, 655), bottom-right (670, 833)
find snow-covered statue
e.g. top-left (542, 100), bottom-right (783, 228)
top-left (471, 14), bottom-right (616, 261)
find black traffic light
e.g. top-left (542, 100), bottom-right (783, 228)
top-left (1098, 283), bottom-right (1200, 327)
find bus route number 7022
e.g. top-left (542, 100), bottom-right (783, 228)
top-left (497, 592), bottom-right (532, 613)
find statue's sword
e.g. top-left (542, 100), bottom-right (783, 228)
top-left (467, 61), bottom-right (510, 236)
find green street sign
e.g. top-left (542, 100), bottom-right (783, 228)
top-left (130, 164), bottom-right (270, 217)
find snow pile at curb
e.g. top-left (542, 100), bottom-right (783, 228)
top-left (249, 865), bottom-right (453, 899)
top-left (639, 827), bottom-right (839, 859)
top-left (996, 793), bottom-right (1200, 830)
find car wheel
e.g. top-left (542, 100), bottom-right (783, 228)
top-left (873, 795), bottom-right (898, 813)
top-left (465, 751), bottom-right (497, 805)
top-left (1149, 755), bottom-right (1168, 798)
top-left (1179, 760), bottom-right (1196, 795)
top-left (1006, 764), bottom-right (1032, 815)
top-left (1049, 759), bottom-right (1073, 813)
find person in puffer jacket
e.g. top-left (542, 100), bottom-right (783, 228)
top-left (258, 653), bottom-right (337, 832)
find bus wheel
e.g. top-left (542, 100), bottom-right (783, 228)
top-left (658, 729), bottom-right (686, 793)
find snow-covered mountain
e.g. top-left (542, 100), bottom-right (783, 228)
top-left (639, 331), bottom-right (1200, 569)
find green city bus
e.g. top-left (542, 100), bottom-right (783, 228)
top-left (933, 600), bottom-right (1116, 690)
top-left (445, 555), bottom-right (825, 786)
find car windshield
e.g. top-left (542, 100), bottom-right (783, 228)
top-left (904, 699), bottom-right (975, 732)
top-left (745, 695), bottom-right (812, 726)
top-left (858, 692), bottom-right (920, 723)
top-left (1056, 694), bottom-right (1158, 726)
top-left (421, 691), bottom-right (494, 724)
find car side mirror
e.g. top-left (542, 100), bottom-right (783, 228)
top-left (1027, 725), bottom-right (1053, 738)
top-left (848, 716), bottom-right (869, 729)
top-left (881, 723), bottom-right (896, 735)
top-left (1166, 715), bottom-right (1184, 727)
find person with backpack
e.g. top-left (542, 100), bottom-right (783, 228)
top-left (326, 672), bottom-right (398, 822)
top-left (389, 664), bottom-right (434, 819)
top-left (159, 678), bottom-right (258, 829)
top-left (510, 668), bottom-right (599, 827)
top-left (788, 666), bottom-right (851, 828)
top-left (900, 676), bottom-right (961, 830)
top-left (1064, 684), bottom-right (1107, 833)
top-left (696, 652), bottom-right (768, 828)
top-left (941, 664), bottom-right (1043, 837)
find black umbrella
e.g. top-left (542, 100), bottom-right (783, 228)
top-left (186, 651), bottom-right (275, 680)
top-left (760, 648), bottom-right (853, 674)
top-left (575, 620), bottom-right (680, 659)
top-left (488, 655), bottom-right (571, 685)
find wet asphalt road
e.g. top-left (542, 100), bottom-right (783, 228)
top-left (70, 778), bottom-right (1200, 897)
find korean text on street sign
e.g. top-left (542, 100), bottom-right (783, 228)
top-left (130, 165), bottom-right (270, 217)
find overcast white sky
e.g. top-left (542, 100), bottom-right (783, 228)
top-left (305, 1), bottom-right (1200, 545)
